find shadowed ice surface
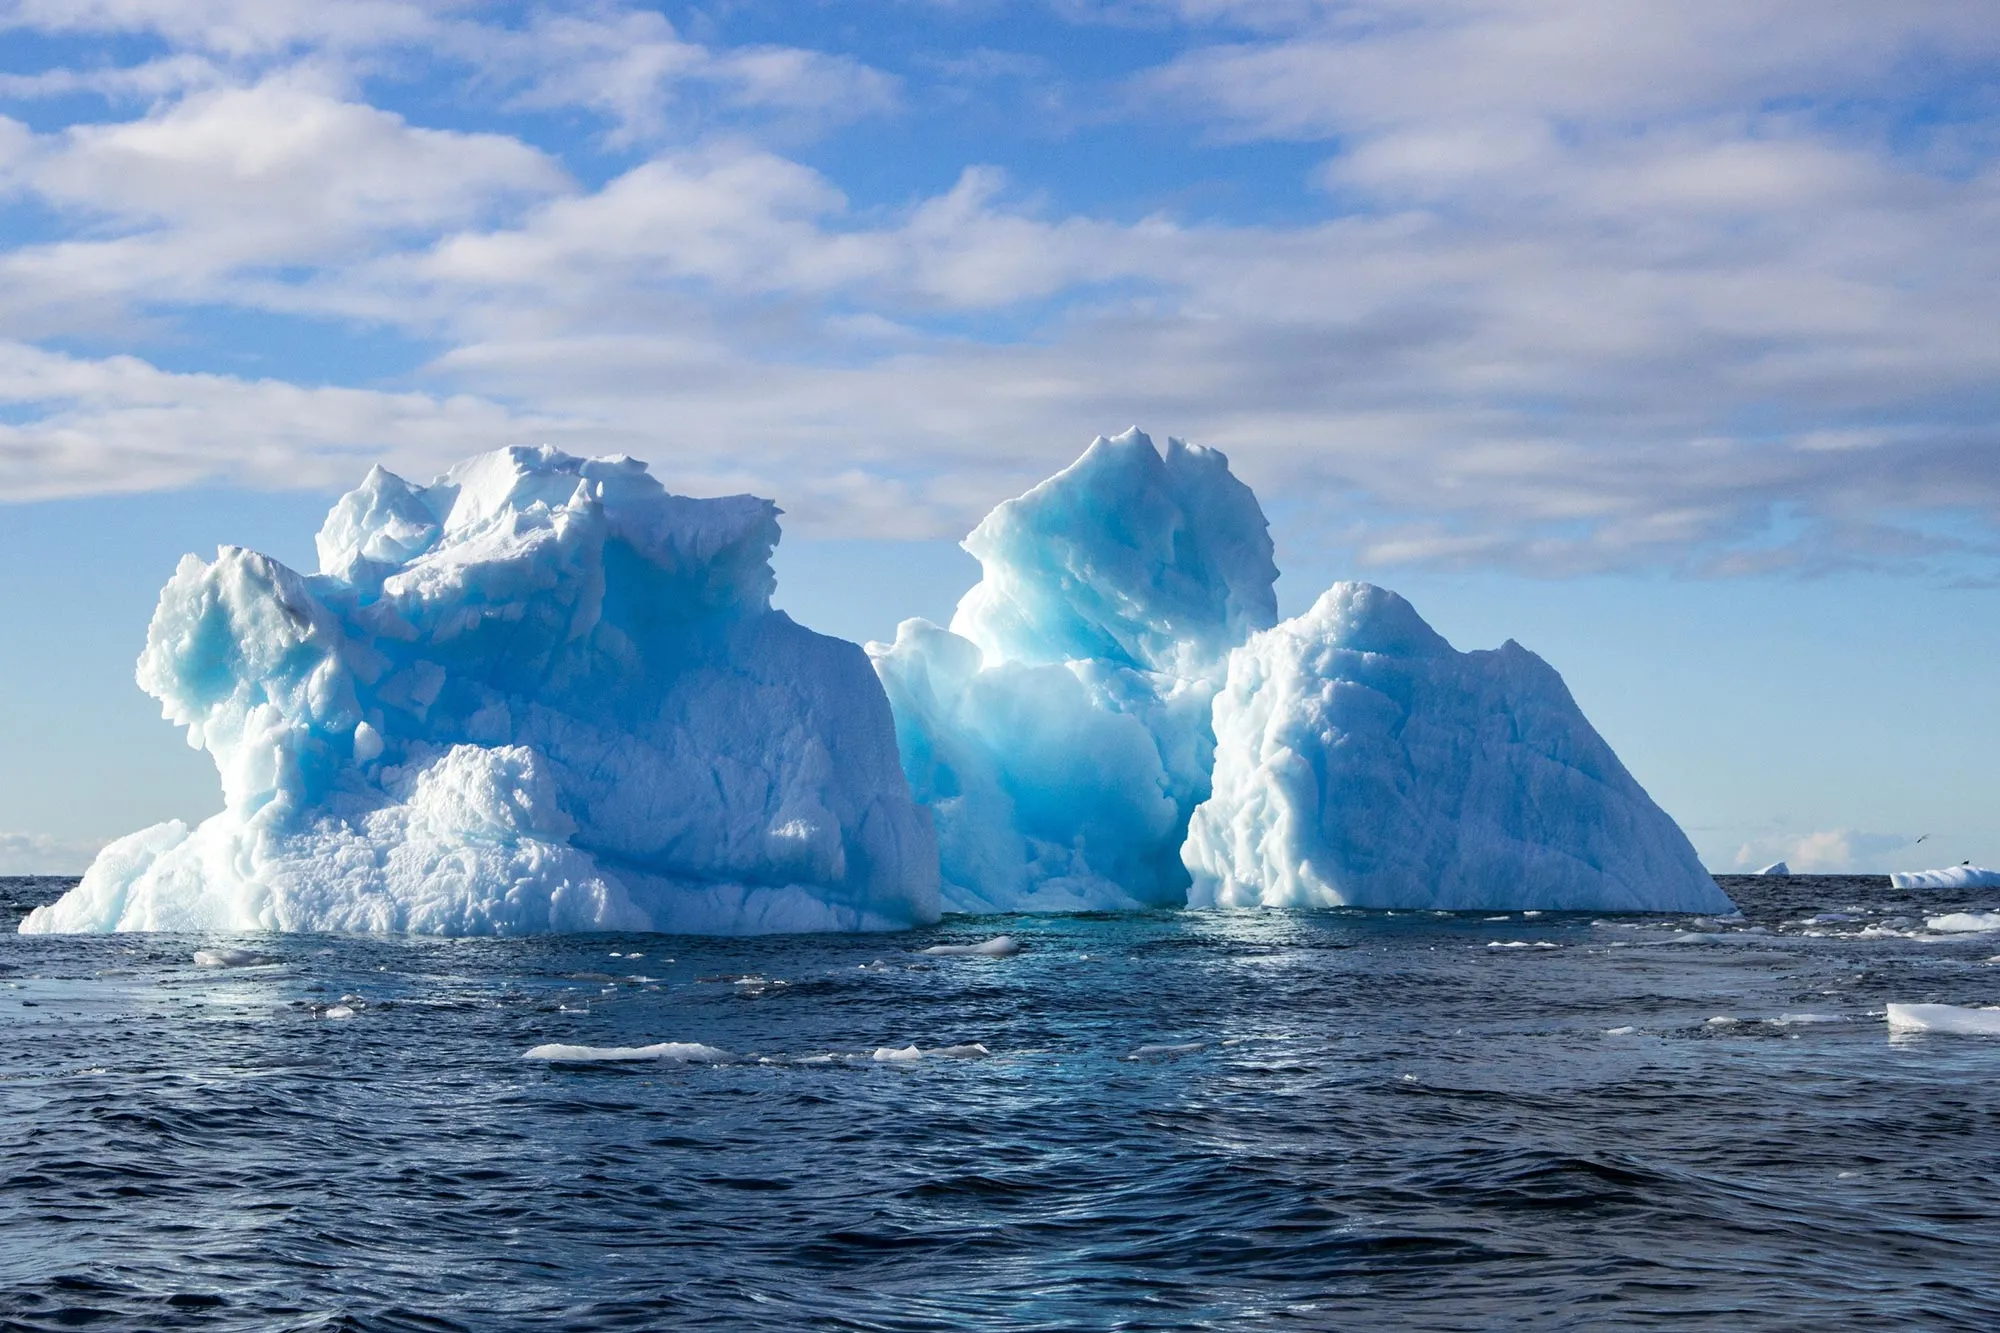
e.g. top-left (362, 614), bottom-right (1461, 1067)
top-left (3, 874), bottom-right (1998, 1331)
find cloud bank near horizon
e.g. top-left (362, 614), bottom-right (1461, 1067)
top-left (1, 0), bottom-right (1997, 578)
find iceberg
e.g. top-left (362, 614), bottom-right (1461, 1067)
top-left (1757, 861), bottom-right (1791, 876)
top-left (1890, 865), bottom-right (2000, 890)
top-left (1885, 1003), bottom-right (2000, 1036)
top-left (1181, 583), bottom-right (1736, 913)
top-left (868, 428), bottom-right (1278, 912)
top-left (23, 446), bottom-right (939, 936)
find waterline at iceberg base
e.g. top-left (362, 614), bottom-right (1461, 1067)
top-left (26, 431), bottom-right (1730, 936)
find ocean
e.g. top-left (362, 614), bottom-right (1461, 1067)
top-left (2, 874), bottom-right (1996, 1331)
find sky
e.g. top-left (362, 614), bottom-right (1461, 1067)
top-left (0, 0), bottom-right (1996, 876)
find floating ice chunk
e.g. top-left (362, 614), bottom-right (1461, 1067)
top-left (1705, 1016), bottom-right (1740, 1026)
top-left (870, 428), bottom-right (1277, 914)
top-left (523, 1041), bottom-right (730, 1062)
top-left (1885, 1004), bottom-right (2000, 1035)
top-left (933, 1043), bottom-right (992, 1058)
top-left (1487, 940), bottom-right (1559, 949)
top-left (1890, 865), bottom-right (2000, 890)
top-left (1127, 1041), bottom-right (1207, 1060)
top-left (192, 948), bottom-right (274, 968)
top-left (1184, 584), bottom-right (1732, 914)
top-left (1603, 1026), bottom-right (1637, 1036)
top-left (320, 1005), bottom-right (356, 1020)
top-left (23, 446), bottom-right (937, 938)
top-left (873, 1044), bottom-right (923, 1062)
top-left (1926, 912), bottom-right (2000, 934)
top-left (1757, 861), bottom-right (1791, 876)
top-left (919, 935), bottom-right (1021, 957)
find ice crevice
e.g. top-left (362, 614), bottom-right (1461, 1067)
top-left (28, 429), bottom-right (1730, 936)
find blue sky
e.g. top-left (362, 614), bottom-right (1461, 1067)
top-left (1, 0), bottom-right (1996, 874)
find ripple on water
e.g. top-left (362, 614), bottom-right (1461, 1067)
top-left (1, 873), bottom-right (1998, 1331)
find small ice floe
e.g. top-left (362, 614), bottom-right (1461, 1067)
top-left (1705, 1016), bottom-right (1740, 1027)
top-left (319, 1004), bottom-right (357, 1020)
top-left (1603, 1026), bottom-right (1637, 1036)
top-left (873, 1044), bottom-right (923, 1062)
top-left (522, 1041), bottom-right (730, 1063)
top-left (933, 1043), bottom-right (992, 1059)
top-left (1126, 1041), bottom-right (1207, 1060)
top-left (1890, 865), bottom-right (2000, 890)
top-left (1885, 1003), bottom-right (2000, 1035)
top-left (1487, 940), bottom-right (1558, 949)
top-left (918, 935), bottom-right (1021, 958)
top-left (1926, 912), bottom-right (2000, 934)
top-left (193, 948), bottom-right (274, 968)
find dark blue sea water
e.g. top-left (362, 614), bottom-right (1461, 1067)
top-left (3, 874), bottom-right (1998, 1332)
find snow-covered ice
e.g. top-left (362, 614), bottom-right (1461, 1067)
top-left (1181, 583), bottom-right (1736, 913)
top-left (1925, 912), bottom-right (2000, 934)
top-left (918, 935), bottom-right (1021, 957)
top-left (869, 428), bottom-right (1277, 913)
top-left (1885, 1004), bottom-right (2000, 1036)
top-left (23, 446), bottom-right (938, 937)
top-left (523, 1042), bottom-right (731, 1062)
top-left (1890, 865), bottom-right (2000, 890)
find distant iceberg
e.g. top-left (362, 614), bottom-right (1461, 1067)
top-left (1757, 861), bottom-right (1791, 876)
top-left (869, 428), bottom-right (1277, 912)
top-left (23, 447), bottom-right (938, 936)
top-left (1181, 583), bottom-right (1736, 913)
top-left (1890, 865), bottom-right (2000, 890)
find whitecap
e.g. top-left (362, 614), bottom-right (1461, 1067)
top-left (1775, 1013), bottom-right (1842, 1025)
top-left (1885, 1003), bottom-right (2000, 1035)
top-left (1603, 1026), bottom-right (1636, 1036)
top-left (522, 1041), bottom-right (730, 1062)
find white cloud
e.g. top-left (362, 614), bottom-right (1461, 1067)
top-left (0, 831), bottom-right (106, 874)
top-left (0, 2), bottom-right (1996, 576)
top-left (466, 8), bottom-right (898, 144)
top-left (0, 341), bottom-right (572, 500)
top-left (1732, 830), bottom-right (1923, 874)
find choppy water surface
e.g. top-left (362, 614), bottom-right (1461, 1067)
top-left (3, 874), bottom-right (1998, 1332)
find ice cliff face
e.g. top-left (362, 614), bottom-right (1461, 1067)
top-left (1181, 583), bottom-right (1735, 913)
top-left (868, 428), bottom-right (1278, 912)
top-left (23, 447), bottom-right (939, 935)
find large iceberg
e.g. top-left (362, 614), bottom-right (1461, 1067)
top-left (23, 447), bottom-right (939, 935)
top-left (1181, 583), bottom-right (1735, 913)
top-left (868, 428), bottom-right (1278, 912)
top-left (1890, 865), bottom-right (2000, 890)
